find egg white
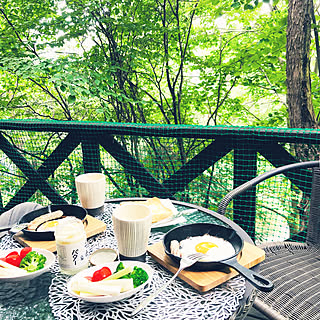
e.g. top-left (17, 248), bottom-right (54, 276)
top-left (179, 234), bottom-right (235, 262)
top-left (37, 220), bottom-right (60, 232)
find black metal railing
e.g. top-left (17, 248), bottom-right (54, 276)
top-left (0, 119), bottom-right (319, 241)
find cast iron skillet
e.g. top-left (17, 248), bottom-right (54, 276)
top-left (18, 204), bottom-right (87, 241)
top-left (163, 223), bottom-right (274, 292)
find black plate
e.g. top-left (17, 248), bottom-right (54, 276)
top-left (18, 204), bottom-right (87, 241)
top-left (163, 223), bottom-right (274, 292)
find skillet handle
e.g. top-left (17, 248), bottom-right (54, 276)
top-left (225, 261), bottom-right (274, 292)
top-left (0, 226), bottom-right (12, 232)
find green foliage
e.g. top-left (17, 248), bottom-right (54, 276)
top-left (0, 0), bottom-right (292, 128)
top-left (0, 0), bottom-right (315, 240)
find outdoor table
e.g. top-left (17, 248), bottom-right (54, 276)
top-left (0, 198), bottom-right (258, 320)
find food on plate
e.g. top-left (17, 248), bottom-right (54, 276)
top-left (91, 266), bottom-right (112, 282)
top-left (170, 240), bottom-right (180, 257)
top-left (0, 259), bottom-right (28, 276)
top-left (170, 234), bottom-right (236, 262)
top-left (115, 262), bottom-right (149, 288)
top-left (27, 210), bottom-right (64, 231)
top-left (121, 197), bottom-right (174, 223)
top-left (71, 277), bottom-right (132, 297)
top-left (37, 219), bottom-right (61, 232)
top-left (19, 251), bottom-right (47, 272)
top-left (20, 247), bottom-right (32, 259)
top-left (0, 247), bottom-right (47, 276)
top-left (4, 252), bottom-right (21, 267)
top-left (70, 262), bottom-right (149, 297)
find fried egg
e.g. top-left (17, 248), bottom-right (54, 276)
top-left (178, 234), bottom-right (235, 262)
top-left (37, 219), bottom-right (60, 232)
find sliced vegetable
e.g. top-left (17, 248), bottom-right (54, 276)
top-left (20, 247), bottom-right (32, 259)
top-left (6, 251), bottom-right (19, 258)
top-left (0, 259), bottom-right (26, 271)
top-left (91, 267), bottom-right (112, 282)
top-left (105, 266), bottom-right (133, 280)
top-left (71, 278), bottom-right (121, 296)
top-left (0, 259), bottom-right (28, 276)
top-left (99, 278), bottom-right (134, 292)
top-left (5, 254), bottom-right (21, 267)
top-left (115, 262), bottom-right (130, 279)
top-left (115, 262), bottom-right (149, 288)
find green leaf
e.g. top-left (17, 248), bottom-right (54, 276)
top-left (231, 1), bottom-right (241, 9)
top-left (68, 95), bottom-right (76, 104)
top-left (244, 4), bottom-right (254, 10)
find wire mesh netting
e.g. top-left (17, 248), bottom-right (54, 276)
top-left (0, 120), bottom-right (318, 244)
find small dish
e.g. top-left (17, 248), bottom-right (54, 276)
top-left (67, 260), bottom-right (153, 303)
top-left (89, 248), bottom-right (118, 266)
top-left (0, 248), bottom-right (55, 282)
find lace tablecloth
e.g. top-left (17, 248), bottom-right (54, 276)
top-left (0, 202), bottom-right (246, 320)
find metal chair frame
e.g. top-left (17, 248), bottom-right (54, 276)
top-left (218, 160), bottom-right (320, 320)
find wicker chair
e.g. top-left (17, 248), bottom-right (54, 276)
top-left (217, 160), bottom-right (320, 320)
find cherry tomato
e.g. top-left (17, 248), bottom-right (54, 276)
top-left (91, 267), bottom-right (112, 282)
top-left (5, 254), bottom-right (21, 267)
top-left (20, 247), bottom-right (32, 259)
top-left (5, 251), bottom-right (19, 258)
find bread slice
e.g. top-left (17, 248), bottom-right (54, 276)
top-left (27, 210), bottom-right (64, 231)
top-left (120, 197), bottom-right (174, 223)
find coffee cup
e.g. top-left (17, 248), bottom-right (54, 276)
top-left (112, 203), bottom-right (152, 262)
top-left (75, 173), bottom-right (106, 216)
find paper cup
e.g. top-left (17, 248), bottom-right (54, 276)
top-left (75, 173), bottom-right (106, 216)
top-left (112, 204), bottom-right (152, 262)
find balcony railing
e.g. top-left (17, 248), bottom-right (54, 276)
top-left (0, 119), bottom-right (318, 243)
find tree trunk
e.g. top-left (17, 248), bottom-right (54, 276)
top-left (286, 0), bottom-right (317, 130)
top-left (286, 0), bottom-right (319, 235)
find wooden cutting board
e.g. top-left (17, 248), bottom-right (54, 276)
top-left (13, 215), bottom-right (106, 252)
top-left (147, 241), bottom-right (265, 292)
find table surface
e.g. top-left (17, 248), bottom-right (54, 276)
top-left (0, 199), bottom-right (257, 320)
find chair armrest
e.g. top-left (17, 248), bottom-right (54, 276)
top-left (217, 160), bottom-right (320, 216)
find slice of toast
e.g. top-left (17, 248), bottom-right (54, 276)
top-left (27, 210), bottom-right (64, 231)
top-left (120, 197), bottom-right (174, 223)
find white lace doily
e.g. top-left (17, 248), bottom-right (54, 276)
top-left (48, 203), bottom-right (246, 320)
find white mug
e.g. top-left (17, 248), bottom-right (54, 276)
top-left (112, 203), bottom-right (152, 261)
top-left (75, 173), bottom-right (106, 216)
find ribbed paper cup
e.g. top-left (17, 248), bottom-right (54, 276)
top-left (112, 204), bottom-right (152, 261)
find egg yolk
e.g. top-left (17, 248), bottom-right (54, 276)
top-left (195, 242), bottom-right (218, 254)
top-left (43, 220), bottom-right (59, 229)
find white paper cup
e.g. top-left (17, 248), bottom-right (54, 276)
top-left (112, 203), bottom-right (152, 261)
top-left (75, 173), bottom-right (106, 216)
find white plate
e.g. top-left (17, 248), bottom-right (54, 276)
top-left (151, 216), bottom-right (186, 228)
top-left (0, 248), bottom-right (55, 282)
top-left (67, 260), bottom-right (153, 303)
top-left (151, 208), bottom-right (198, 229)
